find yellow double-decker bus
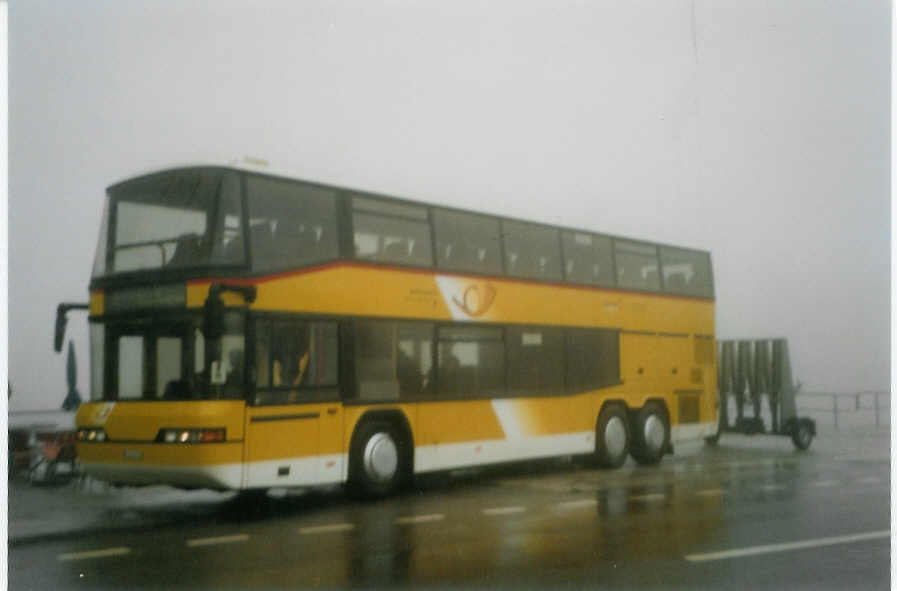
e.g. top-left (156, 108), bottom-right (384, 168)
top-left (68, 166), bottom-right (717, 497)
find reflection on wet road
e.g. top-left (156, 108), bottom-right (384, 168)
top-left (9, 438), bottom-right (890, 590)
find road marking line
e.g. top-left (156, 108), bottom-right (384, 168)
top-left (695, 488), bottom-right (725, 496)
top-left (810, 480), bottom-right (838, 487)
top-left (186, 534), bottom-right (249, 547)
top-left (58, 547), bottom-right (131, 561)
top-left (299, 523), bottom-right (355, 535)
top-left (395, 513), bottom-right (444, 524)
top-left (555, 499), bottom-right (598, 510)
top-left (685, 530), bottom-right (890, 562)
top-left (858, 476), bottom-right (882, 484)
top-left (483, 506), bottom-right (527, 516)
top-left (629, 493), bottom-right (666, 502)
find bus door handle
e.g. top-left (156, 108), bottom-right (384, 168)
top-left (326, 407), bottom-right (338, 415)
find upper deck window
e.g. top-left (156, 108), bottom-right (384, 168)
top-left (246, 176), bottom-right (339, 273)
top-left (561, 231), bottom-right (614, 286)
top-left (502, 221), bottom-right (562, 281)
top-left (433, 209), bottom-right (503, 275)
top-left (96, 169), bottom-right (244, 276)
top-left (352, 196), bottom-right (433, 267)
top-left (659, 246), bottom-right (714, 298)
top-left (614, 239), bottom-right (661, 291)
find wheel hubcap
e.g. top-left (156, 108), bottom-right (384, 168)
top-left (363, 432), bottom-right (398, 483)
top-left (604, 416), bottom-right (626, 458)
top-left (643, 414), bottom-right (666, 452)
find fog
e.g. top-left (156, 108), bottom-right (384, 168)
top-left (8, 1), bottom-right (889, 411)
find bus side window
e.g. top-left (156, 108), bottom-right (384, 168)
top-left (351, 196), bottom-right (432, 267)
top-left (506, 326), bottom-right (564, 395)
top-left (432, 209), bottom-right (502, 275)
top-left (246, 176), bottom-right (339, 273)
top-left (355, 321), bottom-right (433, 400)
top-left (614, 240), bottom-right (661, 292)
top-left (253, 319), bottom-right (337, 405)
top-left (436, 326), bottom-right (505, 397)
top-left (566, 328), bottom-right (621, 393)
top-left (502, 221), bottom-right (562, 281)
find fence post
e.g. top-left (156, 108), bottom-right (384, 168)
top-left (855, 393), bottom-right (860, 411)
top-left (874, 393), bottom-right (880, 429)
top-left (833, 394), bottom-right (838, 430)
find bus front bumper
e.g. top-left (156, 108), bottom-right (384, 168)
top-left (77, 441), bottom-right (244, 490)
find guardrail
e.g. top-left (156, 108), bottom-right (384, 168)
top-left (797, 391), bottom-right (890, 430)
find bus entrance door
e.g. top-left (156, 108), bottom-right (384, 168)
top-left (244, 400), bottom-right (344, 489)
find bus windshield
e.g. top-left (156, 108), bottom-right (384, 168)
top-left (93, 168), bottom-right (245, 277)
top-left (91, 311), bottom-right (246, 402)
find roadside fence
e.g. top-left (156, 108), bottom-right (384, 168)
top-left (797, 391), bottom-right (890, 430)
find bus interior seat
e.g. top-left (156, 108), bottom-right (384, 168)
top-left (450, 242), bottom-right (473, 268)
top-left (168, 233), bottom-right (202, 267)
top-left (250, 223), bottom-right (276, 262)
top-left (383, 241), bottom-right (408, 261)
top-left (666, 272), bottom-right (687, 290)
top-left (221, 234), bottom-right (245, 262)
top-left (439, 243), bottom-right (453, 265)
top-left (478, 245), bottom-right (498, 270)
top-left (281, 226), bottom-right (320, 261)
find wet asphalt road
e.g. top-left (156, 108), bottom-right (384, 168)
top-left (8, 437), bottom-right (890, 590)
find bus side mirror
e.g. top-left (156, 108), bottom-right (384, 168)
top-left (54, 311), bottom-right (68, 353)
top-left (54, 303), bottom-right (89, 353)
top-left (202, 291), bottom-right (226, 340)
top-left (202, 283), bottom-right (257, 340)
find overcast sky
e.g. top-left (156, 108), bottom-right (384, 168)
top-left (8, 0), bottom-right (890, 411)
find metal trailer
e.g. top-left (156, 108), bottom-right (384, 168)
top-left (707, 338), bottom-right (816, 450)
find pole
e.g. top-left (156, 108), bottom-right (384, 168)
top-left (833, 394), bottom-right (838, 430)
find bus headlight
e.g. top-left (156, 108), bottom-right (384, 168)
top-left (156, 428), bottom-right (226, 444)
top-left (77, 427), bottom-right (108, 442)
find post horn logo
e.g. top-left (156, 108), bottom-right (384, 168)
top-left (451, 282), bottom-right (497, 317)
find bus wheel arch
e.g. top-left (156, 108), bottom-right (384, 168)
top-left (630, 399), bottom-right (670, 465)
top-left (594, 401), bottom-right (630, 469)
top-left (347, 410), bottom-right (414, 498)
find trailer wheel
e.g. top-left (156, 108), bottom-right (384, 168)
top-left (791, 419), bottom-right (814, 451)
top-left (595, 405), bottom-right (630, 469)
top-left (704, 416), bottom-right (722, 446)
top-left (631, 402), bottom-right (670, 465)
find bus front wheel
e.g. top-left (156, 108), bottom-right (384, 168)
top-left (595, 405), bottom-right (630, 469)
top-left (630, 402), bottom-right (669, 465)
top-left (348, 420), bottom-right (405, 499)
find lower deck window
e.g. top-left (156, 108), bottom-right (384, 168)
top-left (355, 321), bottom-right (433, 400)
top-left (566, 328), bottom-right (620, 393)
top-left (254, 319), bottom-right (338, 404)
top-left (437, 326), bottom-right (505, 396)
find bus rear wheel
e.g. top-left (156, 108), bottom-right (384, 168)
top-left (595, 405), bottom-right (630, 469)
top-left (630, 402), bottom-right (669, 465)
top-left (348, 420), bottom-right (406, 499)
